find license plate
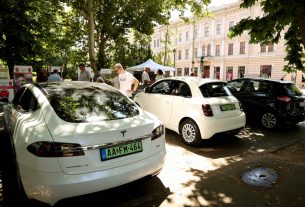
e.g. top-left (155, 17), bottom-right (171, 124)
top-left (100, 141), bottom-right (143, 161)
top-left (220, 104), bottom-right (236, 111)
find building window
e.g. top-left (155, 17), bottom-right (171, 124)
top-left (202, 66), bottom-right (210, 78)
top-left (229, 21), bottom-right (234, 29)
top-left (178, 33), bottom-right (182, 42)
top-left (268, 43), bottom-right (274, 52)
top-left (186, 31), bottom-right (189, 41)
top-left (178, 50), bottom-right (182, 60)
top-left (207, 44), bottom-right (211, 56)
top-left (238, 66), bottom-right (245, 78)
top-left (177, 68), bottom-right (182, 76)
top-left (226, 66), bottom-right (233, 81)
top-left (157, 39), bottom-right (160, 47)
top-left (240, 42), bottom-right (245, 54)
top-left (202, 45), bottom-right (206, 56)
top-left (215, 45), bottom-right (220, 56)
top-left (185, 49), bottom-right (189, 59)
top-left (195, 48), bottom-right (198, 58)
top-left (228, 43), bottom-right (233, 55)
top-left (154, 40), bottom-right (156, 48)
top-left (260, 44), bottom-right (266, 52)
top-left (216, 23), bottom-right (221, 35)
top-left (184, 67), bottom-right (189, 76)
top-left (260, 65), bottom-right (272, 78)
top-left (214, 67), bottom-right (220, 79)
top-left (204, 25), bottom-right (209, 37)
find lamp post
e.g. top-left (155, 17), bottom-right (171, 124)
top-left (173, 49), bottom-right (176, 77)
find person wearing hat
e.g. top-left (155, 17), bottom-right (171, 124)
top-left (78, 63), bottom-right (92, 82)
top-left (114, 63), bottom-right (139, 98)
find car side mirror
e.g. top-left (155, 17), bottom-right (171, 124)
top-left (144, 86), bottom-right (150, 93)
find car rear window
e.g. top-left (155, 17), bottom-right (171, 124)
top-left (199, 82), bottom-right (231, 97)
top-left (284, 84), bottom-right (303, 96)
top-left (39, 83), bottom-right (139, 123)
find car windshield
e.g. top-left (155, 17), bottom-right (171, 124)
top-left (284, 84), bottom-right (303, 96)
top-left (38, 82), bottom-right (139, 123)
top-left (199, 82), bottom-right (231, 97)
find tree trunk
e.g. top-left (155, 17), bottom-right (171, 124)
top-left (87, 0), bottom-right (96, 70)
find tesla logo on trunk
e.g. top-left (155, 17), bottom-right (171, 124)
top-left (120, 130), bottom-right (127, 137)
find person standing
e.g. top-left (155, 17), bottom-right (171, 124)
top-left (78, 63), bottom-right (92, 81)
top-left (114, 63), bottom-right (139, 98)
top-left (36, 68), bottom-right (49, 82)
top-left (142, 67), bottom-right (151, 85)
top-left (48, 69), bottom-right (62, 82)
top-left (155, 69), bottom-right (164, 81)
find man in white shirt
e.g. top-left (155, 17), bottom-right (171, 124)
top-left (114, 63), bottom-right (139, 98)
top-left (142, 67), bottom-right (151, 85)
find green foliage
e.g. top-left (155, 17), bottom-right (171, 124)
top-left (229, 0), bottom-right (305, 72)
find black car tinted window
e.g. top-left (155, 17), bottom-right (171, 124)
top-left (284, 84), bottom-right (303, 96)
top-left (39, 83), bottom-right (139, 123)
top-left (200, 82), bottom-right (231, 97)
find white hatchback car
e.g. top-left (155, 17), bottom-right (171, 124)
top-left (2, 81), bottom-right (165, 206)
top-left (134, 77), bottom-right (246, 146)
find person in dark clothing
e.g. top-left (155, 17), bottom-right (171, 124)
top-left (36, 68), bottom-right (49, 82)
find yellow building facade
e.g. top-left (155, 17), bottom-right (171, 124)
top-left (151, 1), bottom-right (305, 86)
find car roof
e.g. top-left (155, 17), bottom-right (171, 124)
top-left (163, 76), bottom-right (225, 86)
top-left (228, 77), bottom-right (293, 84)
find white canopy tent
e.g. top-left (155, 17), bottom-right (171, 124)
top-left (126, 59), bottom-right (176, 72)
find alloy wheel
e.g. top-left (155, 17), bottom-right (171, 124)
top-left (182, 123), bottom-right (196, 143)
top-left (261, 112), bottom-right (277, 129)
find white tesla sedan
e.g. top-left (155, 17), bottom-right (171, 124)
top-left (2, 81), bottom-right (165, 206)
top-left (134, 77), bottom-right (246, 146)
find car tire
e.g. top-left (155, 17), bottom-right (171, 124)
top-left (261, 112), bottom-right (278, 129)
top-left (179, 119), bottom-right (202, 146)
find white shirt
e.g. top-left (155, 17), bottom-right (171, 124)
top-left (142, 71), bottom-right (150, 84)
top-left (118, 71), bottom-right (136, 97)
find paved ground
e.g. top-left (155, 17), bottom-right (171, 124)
top-left (157, 133), bottom-right (305, 207)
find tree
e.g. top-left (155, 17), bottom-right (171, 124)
top-left (228, 0), bottom-right (305, 72)
top-left (64, 0), bottom-right (211, 69)
top-left (0, 0), bottom-right (41, 78)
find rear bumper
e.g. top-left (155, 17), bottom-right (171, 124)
top-left (21, 150), bottom-right (166, 206)
top-left (280, 112), bottom-right (305, 124)
top-left (197, 112), bottom-right (246, 139)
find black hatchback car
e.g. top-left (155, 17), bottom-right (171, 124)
top-left (227, 78), bottom-right (305, 129)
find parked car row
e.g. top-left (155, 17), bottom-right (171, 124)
top-left (1, 76), bottom-right (304, 206)
top-left (134, 76), bottom-right (305, 146)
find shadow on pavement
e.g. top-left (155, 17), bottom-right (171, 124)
top-left (55, 176), bottom-right (170, 207)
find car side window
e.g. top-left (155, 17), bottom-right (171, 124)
top-left (151, 80), bottom-right (176, 95)
top-left (14, 87), bottom-right (38, 112)
top-left (173, 82), bottom-right (192, 97)
top-left (227, 80), bottom-right (244, 92)
top-left (244, 80), bottom-right (259, 92)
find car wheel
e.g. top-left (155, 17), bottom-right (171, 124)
top-left (261, 112), bottom-right (278, 129)
top-left (180, 119), bottom-right (202, 146)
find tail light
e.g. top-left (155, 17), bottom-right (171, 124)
top-left (239, 101), bottom-right (244, 111)
top-left (27, 142), bottom-right (85, 157)
top-left (151, 124), bottom-right (164, 140)
top-left (277, 96), bottom-right (291, 102)
top-left (202, 104), bottom-right (213, 117)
